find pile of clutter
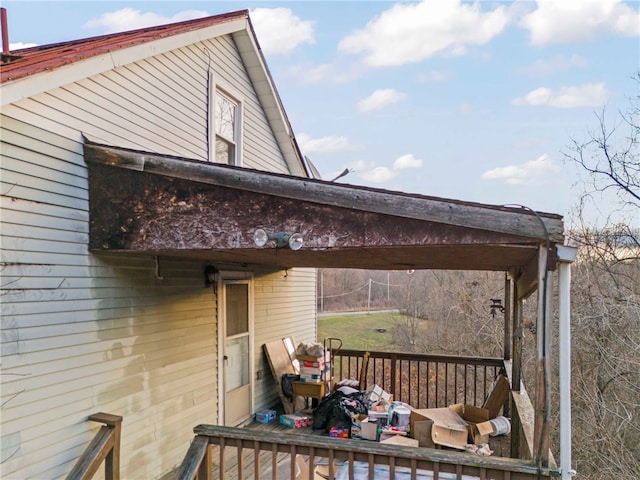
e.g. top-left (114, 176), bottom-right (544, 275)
top-left (295, 342), bottom-right (330, 383)
top-left (311, 378), bottom-right (511, 457)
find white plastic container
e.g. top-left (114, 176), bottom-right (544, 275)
top-left (489, 416), bottom-right (511, 436)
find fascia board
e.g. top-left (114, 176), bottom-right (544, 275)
top-left (233, 29), bottom-right (307, 177)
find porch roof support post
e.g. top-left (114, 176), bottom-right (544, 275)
top-left (503, 272), bottom-right (513, 361)
top-left (557, 245), bottom-right (578, 480)
top-left (533, 244), bottom-right (550, 468)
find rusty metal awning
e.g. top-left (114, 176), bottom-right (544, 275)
top-left (84, 142), bottom-right (564, 272)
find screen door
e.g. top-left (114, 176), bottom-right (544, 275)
top-left (223, 281), bottom-right (252, 425)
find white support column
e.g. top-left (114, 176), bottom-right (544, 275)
top-left (557, 245), bottom-right (578, 479)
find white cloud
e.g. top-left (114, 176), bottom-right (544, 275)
top-left (250, 8), bottom-right (314, 55)
top-left (481, 154), bottom-right (560, 185)
top-left (357, 89), bottom-right (406, 113)
top-left (393, 154), bottom-right (423, 170)
top-left (338, 0), bottom-right (508, 67)
top-left (9, 42), bottom-right (38, 50)
top-left (84, 8), bottom-right (209, 33)
top-left (517, 54), bottom-right (589, 76)
top-left (520, 0), bottom-right (640, 46)
top-left (354, 153), bottom-right (423, 184)
top-left (417, 70), bottom-right (451, 83)
top-left (511, 82), bottom-right (611, 108)
top-left (287, 61), bottom-right (364, 84)
top-left (297, 133), bottom-right (352, 154)
top-left (360, 166), bottom-right (397, 183)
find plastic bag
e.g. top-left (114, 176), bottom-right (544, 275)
top-left (313, 390), bottom-right (344, 430)
top-left (281, 373), bottom-right (300, 399)
top-left (325, 393), bottom-right (367, 432)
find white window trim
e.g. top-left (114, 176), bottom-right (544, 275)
top-left (208, 72), bottom-right (244, 166)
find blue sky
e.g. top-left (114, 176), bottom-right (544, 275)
top-left (4, 1), bottom-right (639, 226)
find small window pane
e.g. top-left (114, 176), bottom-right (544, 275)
top-left (216, 95), bottom-right (236, 140)
top-left (226, 284), bottom-right (248, 336)
top-left (216, 138), bottom-right (235, 165)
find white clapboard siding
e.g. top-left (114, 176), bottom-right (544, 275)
top-left (252, 267), bottom-right (317, 410)
top-left (0, 29), bottom-right (314, 479)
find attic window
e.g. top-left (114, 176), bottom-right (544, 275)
top-left (214, 90), bottom-right (240, 166)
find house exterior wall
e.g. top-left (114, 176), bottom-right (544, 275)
top-left (0, 33), bottom-right (315, 480)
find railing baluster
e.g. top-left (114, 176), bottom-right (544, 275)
top-left (237, 442), bottom-right (243, 479)
top-left (254, 440), bottom-right (260, 480)
top-left (219, 437), bottom-right (225, 478)
top-left (390, 354), bottom-right (396, 401)
top-left (309, 446), bottom-right (316, 480)
top-left (435, 361), bottom-right (439, 407)
top-left (271, 443), bottom-right (277, 480)
top-left (289, 445), bottom-right (296, 480)
top-left (445, 362), bottom-right (449, 406)
top-left (328, 448), bottom-right (335, 480)
top-left (367, 453), bottom-right (375, 480)
top-left (348, 451), bottom-right (355, 480)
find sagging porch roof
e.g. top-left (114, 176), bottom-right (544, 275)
top-left (84, 142), bottom-right (564, 272)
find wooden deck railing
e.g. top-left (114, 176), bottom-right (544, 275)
top-left (178, 425), bottom-right (560, 479)
top-left (333, 349), bottom-right (505, 409)
top-left (65, 413), bottom-right (122, 480)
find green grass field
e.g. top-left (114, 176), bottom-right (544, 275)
top-left (317, 311), bottom-right (404, 351)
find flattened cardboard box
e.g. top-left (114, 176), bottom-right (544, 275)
top-left (410, 405), bottom-right (495, 449)
top-left (410, 408), bottom-right (468, 450)
top-left (450, 403), bottom-right (494, 445)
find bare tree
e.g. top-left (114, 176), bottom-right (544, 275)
top-left (562, 72), bottom-right (640, 480)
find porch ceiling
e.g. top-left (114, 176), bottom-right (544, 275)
top-left (84, 142), bottom-right (564, 272)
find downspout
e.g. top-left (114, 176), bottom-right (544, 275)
top-left (557, 245), bottom-right (578, 479)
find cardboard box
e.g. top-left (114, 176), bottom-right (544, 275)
top-left (294, 456), bottom-right (324, 480)
top-left (328, 426), bottom-right (349, 438)
top-left (365, 384), bottom-right (392, 405)
top-left (410, 408), bottom-right (468, 450)
top-left (280, 413), bottom-right (313, 429)
top-left (381, 434), bottom-right (419, 447)
top-left (410, 403), bottom-right (496, 449)
top-left (411, 419), bottom-right (435, 448)
top-left (449, 404), bottom-right (494, 445)
top-left (351, 414), bottom-right (378, 440)
top-left (296, 354), bottom-right (325, 363)
top-left (255, 409), bottom-right (277, 424)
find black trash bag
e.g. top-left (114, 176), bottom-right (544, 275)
top-left (326, 394), bottom-right (367, 432)
top-left (281, 373), bottom-right (300, 400)
top-left (312, 390), bottom-right (344, 430)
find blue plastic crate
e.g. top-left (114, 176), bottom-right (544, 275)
top-left (255, 409), bottom-right (277, 424)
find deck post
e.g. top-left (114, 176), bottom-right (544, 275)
top-left (533, 245), bottom-right (550, 468)
top-left (503, 272), bottom-right (513, 361)
top-left (557, 245), bottom-right (578, 479)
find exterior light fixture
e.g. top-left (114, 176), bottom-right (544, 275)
top-left (254, 229), bottom-right (304, 251)
top-left (204, 265), bottom-right (219, 287)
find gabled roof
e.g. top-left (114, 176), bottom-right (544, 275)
top-left (0, 10), bottom-right (308, 176)
top-left (0, 10), bottom-right (248, 82)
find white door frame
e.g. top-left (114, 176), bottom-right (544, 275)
top-left (217, 270), bottom-right (254, 425)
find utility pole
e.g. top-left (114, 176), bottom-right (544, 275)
top-left (320, 270), bottom-right (324, 313)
